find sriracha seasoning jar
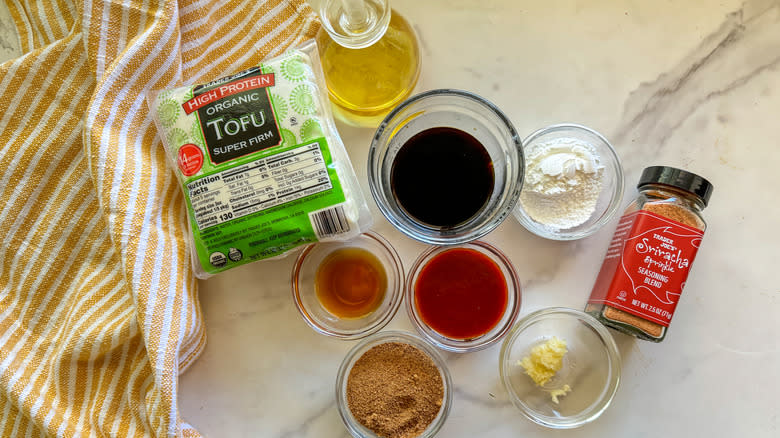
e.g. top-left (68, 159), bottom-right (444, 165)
top-left (586, 166), bottom-right (713, 342)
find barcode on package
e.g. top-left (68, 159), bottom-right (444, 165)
top-left (310, 205), bottom-right (350, 238)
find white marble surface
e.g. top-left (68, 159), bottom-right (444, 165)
top-left (0, 1), bottom-right (20, 62)
top-left (3, 0), bottom-right (779, 436)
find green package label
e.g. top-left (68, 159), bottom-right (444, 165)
top-left (185, 137), bottom-right (347, 274)
top-left (151, 48), bottom-right (361, 276)
top-left (189, 67), bottom-right (282, 164)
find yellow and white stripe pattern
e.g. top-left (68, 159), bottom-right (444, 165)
top-left (0, 0), bottom-right (319, 436)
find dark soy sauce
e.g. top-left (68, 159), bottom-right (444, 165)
top-left (390, 127), bottom-right (494, 227)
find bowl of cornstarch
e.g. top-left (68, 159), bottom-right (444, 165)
top-left (513, 124), bottom-right (624, 240)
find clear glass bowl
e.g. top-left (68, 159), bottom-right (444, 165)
top-left (499, 307), bottom-right (621, 429)
top-left (406, 241), bottom-right (522, 353)
top-left (368, 89), bottom-right (524, 245)
top-left (291, 231), bottom-right (404, 339)
top-left (335, 330), bottom-right (453, 438)
top-left (513, 124), bottom-right (624, 240)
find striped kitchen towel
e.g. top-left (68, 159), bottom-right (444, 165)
top-left (0, 0), bottom-right (319, 436)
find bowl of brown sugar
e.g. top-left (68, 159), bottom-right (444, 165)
top-left (336, 331), bottom-right (453, 438)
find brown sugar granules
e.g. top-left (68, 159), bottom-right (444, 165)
top-left (346, 342), bottom-right (444, 438)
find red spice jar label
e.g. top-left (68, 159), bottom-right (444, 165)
top-left (588, 210), bottom-right (704, 327)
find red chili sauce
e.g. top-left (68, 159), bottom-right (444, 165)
top-left (414, 248), bottom-right (508, 340)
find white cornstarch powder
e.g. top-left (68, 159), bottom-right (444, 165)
top-left (519, 138), bottom-right (604, 230)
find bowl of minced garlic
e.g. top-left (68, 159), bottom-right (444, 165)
top-left (499, 308), bottom-right (621, 429)
top-left (519, 336), bottom-right (572, 404)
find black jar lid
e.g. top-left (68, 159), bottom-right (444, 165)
top-left (637, 166), bottom-right (713, 206)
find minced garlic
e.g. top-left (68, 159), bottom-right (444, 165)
top-left (548, 384), bottom-right (571, 404)
top-left (518, 336), bottom-right (572, 403)
top-left (518, 336), bottom-right (568, 386)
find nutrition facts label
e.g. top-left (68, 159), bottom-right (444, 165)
top-left (187, 142), bottom-right (332, 230)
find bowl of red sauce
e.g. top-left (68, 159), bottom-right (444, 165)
top-left (406, 241), bottom-right (522, 352)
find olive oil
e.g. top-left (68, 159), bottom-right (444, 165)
top-left (316, 10), bottom-right (420, 126)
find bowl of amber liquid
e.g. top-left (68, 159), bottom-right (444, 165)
top-left (292, 231), bottom-right (404, 339)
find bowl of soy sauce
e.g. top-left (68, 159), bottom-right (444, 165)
top-left (368, 89), bottom-right (524, 244)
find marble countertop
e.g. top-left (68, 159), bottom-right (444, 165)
top-left (2, 0), bottom-right (778, 436)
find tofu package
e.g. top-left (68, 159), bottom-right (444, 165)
top-left (147, 41), bottom-right (372, 278)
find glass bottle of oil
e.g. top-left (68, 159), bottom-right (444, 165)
top-left (316, 0), bottom-right (421, 126)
